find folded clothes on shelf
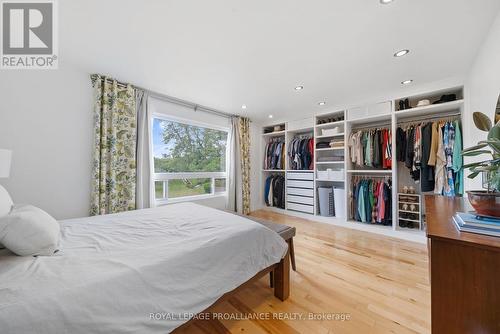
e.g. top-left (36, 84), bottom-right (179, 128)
top-left (316, 142), bottom-right (331, 149)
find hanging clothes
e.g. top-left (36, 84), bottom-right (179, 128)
top-left (420, 122), bottom-right (435, 192)
top-left (351, 177), bottom-right (392, 226)
top-left (264, 174), bottom-right (285, 209)
top-left (264, 138), bottom-right (285, 170)
top-left (397, 119), bottom-right (463, 196)
top-left (452, 120), bottom-right (464, 195)
top-left (443, 122), bottom-right (456, 196)
top-left (348, 128), bottom-right (391, 169)
top-left (434, 123), bottom-right (447, 195)
top-left (288, 136), bottom-right (314, 170)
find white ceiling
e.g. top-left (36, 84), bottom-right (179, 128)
top-left (61, 0), bottom-right (500, 122)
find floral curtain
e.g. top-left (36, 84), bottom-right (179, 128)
top-left (238, 117), bottom-right (251, 214)
top-left (90, 74), bottom-right (137, 215)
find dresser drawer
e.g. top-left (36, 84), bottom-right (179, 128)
top-left (287, 195), bottom-right (314, 205)
top-left (287, 180), bottom-right (314, 189)
top-left (287, 172), bottom-right (314, 181)
top-left (287, 187), bottom-right (314, 197)
top-left (287, 202), bottom-right (314, 214)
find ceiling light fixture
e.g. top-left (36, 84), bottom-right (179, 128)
top-left (268, 115), bottom-right (273, 119)
top-left (318, 101), bottom-right (326, 106)
top-left (401, 79), bottom-right (413, 85)
top-left (294, 86), bottom-right (304, 91)
top-left (241, 105), bottom-right (247, 109)
top-left (380, 0), bottom-right (394, 4)
top-left (394, 49), bottom-right (410, 57)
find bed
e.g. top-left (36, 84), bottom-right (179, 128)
top-left (0, 202), bottom-right (289, 333)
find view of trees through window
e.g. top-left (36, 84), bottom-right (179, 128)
top-left (153, 117), bottom-right (228, 200)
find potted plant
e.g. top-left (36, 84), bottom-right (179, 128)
top-left (462, 111), bottom-right (500, 217)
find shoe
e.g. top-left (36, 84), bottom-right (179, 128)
top-left (404, 98), bottom-right (410, 109)
top-left (433, 94), bottom-right (457, 104)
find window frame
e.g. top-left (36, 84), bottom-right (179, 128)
top-left (150, 113), bottom-right (230, 206)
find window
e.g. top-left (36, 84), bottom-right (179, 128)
top-left (152, 116), bottom-right (228, 204)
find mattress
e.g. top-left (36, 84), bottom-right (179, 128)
top-left (0, 202), bottom-right (287, 333)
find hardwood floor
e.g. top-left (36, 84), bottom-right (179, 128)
top-left (176, 210), bottom-right (430, 334)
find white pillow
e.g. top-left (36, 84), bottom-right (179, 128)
top-left (0, 185), bottom-right (13, 249)
top-left (0, 204), bottom-right (60, 256)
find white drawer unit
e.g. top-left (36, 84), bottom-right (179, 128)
top-left (287, 187), bottom-right (314, 197)
top-left (287, 202), bottom-right (314, 214)
top-left (287, 195), bottom-right (314, 205)
top-left (286, 172), bottom-right (314, 181)
top-left (287, 179), bottom-right (314, 189)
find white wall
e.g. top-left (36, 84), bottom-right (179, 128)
top-left (0, 67), bottom-right (262, 218)
top-left (0, 62), bottom-right (94, 219)
top-left (464, 10), bottom-right (500, 191)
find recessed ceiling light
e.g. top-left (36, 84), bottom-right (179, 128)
top-left (401, 79), bottom-right (413, 85)
top-left (241, 105), bottom-right (247, 109)
top-left (380, 0), bottom-right (394, 4)
top-left (268, 115), bottom-right (273, 119)
top-left (294, 86), bottom-right (304, 91)
top-left (318, 101), bottom-right (326, 106)
top-left (394, 49), bottom-right (410, 57)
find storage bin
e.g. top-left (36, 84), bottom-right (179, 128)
top-left (321, 127), bottom-right (341, 136)
top-left (317, 169), bottom-right (344, 181)
top-left (287, 172), bottom-right (314, 181)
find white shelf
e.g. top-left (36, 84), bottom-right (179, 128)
top-left (287, 127), bottom-right (314, 133)
top-left (315, 120), bottom-right (345, 129)
top-left (316, 179), bottom-right (345, 182)
top-left (316, 133), bottom-right (344, 139)
top-left (398, 210), bottom-right (420, 214)
top-left (397, 217), bottom-right (421, 223)
top-left (316, 161), bottom-right (344, 165)
top-left (315, 147), bottom-right (344, 151)
top-left (286, 169), bottom-right (314, 172)
top-left (398, 201), bottom-right (420, 205)
top-left (262, 169), bottom-right (285, 172)
top-left (395, 99), bottom-right (463, 119)
top-left (262, 130), bottom-right (285, 137)
top-left (347, 113), bottom-right (392, 125)
top-left (347, 169), bottom-right (392, 174)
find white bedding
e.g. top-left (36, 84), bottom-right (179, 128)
top-left (0, 203), bottom-right (287, 333)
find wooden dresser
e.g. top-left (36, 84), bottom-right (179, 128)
top-left (425, 195), bottom-right (500, 334)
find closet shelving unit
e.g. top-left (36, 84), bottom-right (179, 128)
top-left (260, 85), bottom-right (464, 243)
top-left (262, 123), bottom-right (286, 210)
top-left (285, 124), bottom-right (315, 215)
top-left (313, 111), bottom-right (346, 217)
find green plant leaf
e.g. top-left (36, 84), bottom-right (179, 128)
top-left (474, 166), bottom-right (498, 171)
top-left (461, 150), bottom-right (493, 157)
top-left (473, 112), bottom-right (492, 131)
top-left (462, 143), bottom-right (488, 153)
top-left (487, 126), bottom-right (500, 153)
top-left (468, 171), bottom-right (480, 179)
top-left (461, 162), bottom-right (487, 169)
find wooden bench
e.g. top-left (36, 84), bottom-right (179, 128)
top-left (244, 215), bottom-right (297, 286)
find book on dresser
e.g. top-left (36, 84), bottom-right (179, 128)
top-left (452, 212), bottom-right (500, 237)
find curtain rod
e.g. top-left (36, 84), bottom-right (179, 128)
top-left (93, 75), bottom-right (239, 119)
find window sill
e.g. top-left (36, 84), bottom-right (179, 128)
top-left (154, 193), bottom-right (227, 206)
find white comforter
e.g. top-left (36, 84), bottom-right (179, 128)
top-left (0, 203), bottom-right (287, 333)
